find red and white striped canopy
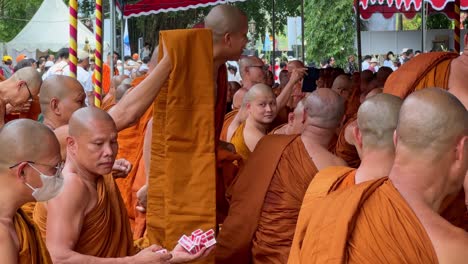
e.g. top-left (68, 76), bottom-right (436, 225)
top-left (121, 0), bottom-right (247, 19)
top-left (356, 0), bottom-right (468, 20)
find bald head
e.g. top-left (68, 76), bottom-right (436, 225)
top-left (111, 75), bottom-right (128, 92)
top-left (116, 82), bottom-right (132, 102)
top-left (205, 5), bottom-right (247, 44)
top-left (304, 88), bottom-right (345, 129)
top-left (239, 56), bottom-right (263, 78)
top-left (69, 107), bottom-right (116, 137)
top-left (0, 119), bottom-right (60, 170)
top-left (358, 93), bottom-right (402, 150)
top-left (39, 75), bottom-right (85, 113)
top-left (242, 83), bottom-right (275, 106)
top-left (365, 88), bottom-right (383, 99)
top-left (288, 60), bottom-right (305, 69)
top-left (332, 74), bottom-right (353, 100)
top-left (11, 67), bottom-right (42, 96)
top-left (396, 88), bottom-right (467, 155)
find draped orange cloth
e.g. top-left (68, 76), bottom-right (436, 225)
top-left (383, 52), bottom-right (457, 97)
top-left (217, 135), bottom-right (319, 264)
top-left (33, 174), bottom-right (135, 257)
top-left (14, 209), bottom-right (52, 264)
top-left (145, 29), bottom-right (217, 252)
top-left (334, 115), bottom-right (360, 168)
top-left (269, 123), bottom-right (288, 135)
top-left (230, 122), bottom-right (251, 161)
top-left (220, 109), bottom-right (238, 141)
top-left (288, 178), bottom-right (438, 264)
top-left (114, 75), bottom-right (153, 238)
top-left (20, 202), bottom-right (36, 219)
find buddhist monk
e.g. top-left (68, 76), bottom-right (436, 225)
top-left (102, 74), bottom-right (128, 110)
top-left (216, 88), bottom-right (347, 264)
top-left (40, 75), bottom-right (86, 130)
top-left (290, 88), bottom-right (468, 264)
top-left (0, 67), bottom-right (42, 126)
top-left (331, 74), bottom-right (353, 101)
top-left (384, 33), bottom-right (468, 108)
top-left (232, 56), bottom-right (267, 109)
top-left (33, 107), bottom-right (210, 263)
top-left (228, 84), bottom-right (278, 160)
top-left (286, 60), bottom-right (306, 110)
top-left (0, 119), bottom-right (63, 263)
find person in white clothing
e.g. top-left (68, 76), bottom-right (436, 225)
top-left (42, 48), bottom-right (69, 80)
top-left (62, 50), bottom-right (93, 106)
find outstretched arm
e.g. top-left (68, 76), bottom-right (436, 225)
top-left (109, 43), bottom-right (171, 131)
top-left (276, 68), bottom-right (307, 110)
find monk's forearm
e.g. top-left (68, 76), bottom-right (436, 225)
top-left (110, 59), bottom-right (171, 131)
top-left (276, 82), bottom-right (295, 110)
top-left (50, 250), bottom-right (133, 264)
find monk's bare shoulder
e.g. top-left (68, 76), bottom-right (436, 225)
top-left (48, 172), bottom-right (89, 213)
top-left (0, 224), bottom-right (17, 263)
top-left (435, 226), bottom-right (468, 264)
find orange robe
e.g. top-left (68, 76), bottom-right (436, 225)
top-left (334, 114), bottom-right (360, 168)
top-left (14, 209), bottom-right (52, 264)
top-left (289, 178), bottom-right (438, 264)
top-left (33, 174), bottom-right (135, 257)
top-left (146, 29), bottom-right (218, 251)
top-left (217, 135), bottom-right (318, 264)
top-left (230, 122), bottom-right (251, 161)
top-left (344, 72), bottom-right (361, 122)
top-left (220, 109), bottom-right (238, 141)
top-left (383, 52), bottom-right (457, 97)
top-left (114, 75), bottom-right (152, 239)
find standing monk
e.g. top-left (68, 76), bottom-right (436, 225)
top-left (0, 119), bottom-right (64, 263)
top-left (232, 56), bottom-right (267, 109)
top-left (216, 89), bottom-right (347, 264)
top-left (33, 107), bottom-right (209, 263)
top-left (291, 88), bottom-right (468, 264)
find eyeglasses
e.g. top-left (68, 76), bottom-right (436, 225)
top-left (248, 65), bottom-right (269, 71)
top-left (9, 160), bottom-right (64, 178)
top-left (22, 82), bottom-right (33, 101)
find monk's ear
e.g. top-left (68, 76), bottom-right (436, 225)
top-left (50, 98), bottom-right (60, 114)
top-left (224, 32), bottom-right (232, 47)
top-left (16, 80), bottom-right (26, 91)
top-left (393, 130), bottom-right (398, 147)
top-left (302, 108), bottom-right (307, 124)
top-left (353, 126), bottom-right (363, 149)
top-left (66, 136), bottom-right (77, 154)
top-left (455, 136), bottom-right (468, 162)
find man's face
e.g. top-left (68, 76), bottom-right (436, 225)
top-left (247, 59), bottom-right (266, 85)
top-left (227, 17), bottom-right (249, 60)
top-left (58, 85), bottom-right (86, 124)
top-left (247, 93), bottom-right (277, 125)
top-left (113, 54), bottom-right (118, 64)
top-left (81, 58), bottom-right (90, 70)
top-left (330, 57), bottom-right (336, 66)
top-left (49, 55), bottom-right (55, 62)
top-left (73, 120), bottom-right (118, 176)
top-left (4, 59), bottom-right (12, 65)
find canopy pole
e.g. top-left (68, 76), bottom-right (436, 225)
top-left (301, 0), bottom-right (305, 61)
top-left (356, 0), bottom-right (362, 72)
top-left (110, 0), bottom-right (116, 77)
top-left (454, 0), bottom-right (461, 53)
top-left (271, 0), bottom-right (275, 68)
top-left (421, 1), bottom-right (426, 52)
top-left (94, 0), bottom-right (103, 107)
top-left (120, 14), bottom-right (125, 75)
top-left (68, 0), bottom-right (78, 78)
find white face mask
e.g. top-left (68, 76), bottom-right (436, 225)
top-left (24, 163), bottom-right (64, 202)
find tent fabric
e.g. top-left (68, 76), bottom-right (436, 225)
top-left (7, 0), bottom-right (95, 53)
top-left (122, 0), bottom-right (248, 18)
top-left (356, 0), bottom-right (468, 20)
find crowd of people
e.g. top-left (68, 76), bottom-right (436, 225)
top-left (0, 3), bottom-right (467, 264)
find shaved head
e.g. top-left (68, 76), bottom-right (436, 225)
top-left (239, 56), bottom-right (263, 78)
top-left (116, 82), bottom-right (131, 102)
top-left (0, 119), bottom-right (60, 170)
top-left (358, 93), bottom-right (402, 149)
top-left (39, 75), bottom-right (85, 114)
top-left (205, 4), bottom-right (247, 43)
top-left (365, 88), bottom-right (383, 99)
top-left (375, 66), bottom-right (393, 87)
top-left (69, 107), bottom-right (116, 137)
top-left (396, 88), bottom-right (467, 155)
top-left (242, 83), bottom-right (275, 106)
top-left (288, 60), bottom-right (305, 69)
top-left (12, 67), bottom-right (42, 96)
top-left (332, 74), bottom-right (353, 100)
top-left (304, 88), bottom-right (345, 129)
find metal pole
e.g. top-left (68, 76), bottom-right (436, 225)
top-left (301, 0), bottom-right (305, 61)
top-left (120, 12), bottom-right (125, 75)
top-left (110, 0), bottom-right (116, 77)
top-left (421, 1), bottom-right (426, 52)
top-left (271, 0), bottom-right (275, 68)
top-left (356, 0), bottom-right (362, 72)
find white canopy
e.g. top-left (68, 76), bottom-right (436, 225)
top-left (6, 0), bottom-right (95, 55)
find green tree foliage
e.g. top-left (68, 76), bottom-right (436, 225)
top-left (426, 13), bottom-right (452, 29)
top-left (0, 0), bottom-right (43, 42)
top-left (304, 0), bottom-right (355, 66)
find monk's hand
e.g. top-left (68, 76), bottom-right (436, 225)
top-left (159, 39), bottom-right (172, 71)
top-left (136, 184), bottom-right (148, 213)
top-left (169, 244), bottom-right (215, 263)
top-left (219, 140), bottom-right (236, 153)
top-left (112, 158), bottom-right (132, 179)
top-left (289, 67), bottom-right (308, 86)
top-left (132, 244), bottom-right (172, 264)
top-left (20, 100), bottom-right (32, 113)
